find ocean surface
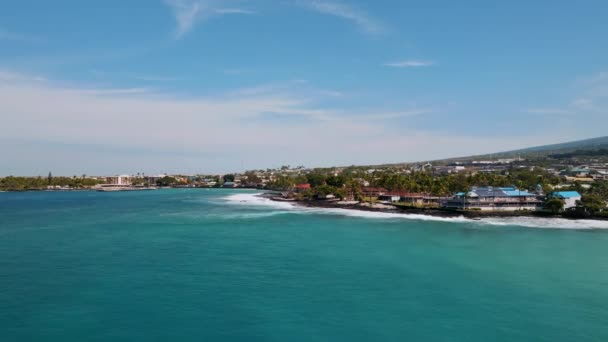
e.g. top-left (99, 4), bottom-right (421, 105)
top-left (1, 189), bottom-right (608, 341)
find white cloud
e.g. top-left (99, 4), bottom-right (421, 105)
top-left (164, 0), bottom-right (256, 38)
top-left (384, 60), bottom-right (434, 68)
top-left (0, 70), bottom-right (46, 82)
top-left (521, 69), bottom-right (608, 117)
top-left (0, 71), bottom-right (441, 174)
top-left (165, 0), bottom-right (203, 38)
top-left (571, 98), bottom-right (594, 110)
top-left (131, 75), bottom-right (179, 82)
top-left (74, 88), bottom-right (151, 96)
top-left (1, 70), bottom-right (599, 175)
top-left (300, 0), bottom-right (385, 34)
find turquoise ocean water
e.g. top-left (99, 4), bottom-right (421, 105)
top-left (1, 189), bottom-right (608, 341)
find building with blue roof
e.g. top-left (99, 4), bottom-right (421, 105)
top-left (550, 191), bottom-right (582, 209)
top-left (442, 187), bottom-right (542, 211)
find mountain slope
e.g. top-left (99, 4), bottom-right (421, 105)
top-left (446, 136), bottom-right (608, 162)
top-left (338, 136), bottom-right (608, 169)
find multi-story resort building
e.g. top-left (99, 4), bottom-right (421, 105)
top-left (442, 187), bottom-right (542, 211)
top-left (105, 175), bottom-right (132, 186)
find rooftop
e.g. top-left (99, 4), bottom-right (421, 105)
top-left (552, 191), bottom-right (582, 199)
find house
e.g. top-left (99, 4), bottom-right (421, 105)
top-left (378, 192), bottom-right (425, 204)
top-left (294, 183), bottom-right (311, 192)
top-left (442, 187), bottom-right (542, 211)
top-left (378, 193), bottom-right (402, 203)
top-left (223, 182), bottom-right (238, 188)
top-left (564, 176), bottom-right (594, 183)
top-left (377, 192), bottom-right (446, 206)
top-left (361, 187), bottom-right (387, 198)
top-left (592, 170), bottom-right (608, 181)
top-left (434, 166), bottom-right (466, 175)
top-left (550, 191), bottom-right (582, 209)
top-left (561, 167), bottom-right (591, 177)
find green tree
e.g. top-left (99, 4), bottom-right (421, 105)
top-left (326, 175), bottom-right (345, 188)
top-left (306, 173), bottom-right (326, 187)
top-left (314, 185), bottom-right (336, 198)
top-left (335, 188), bottom-right (347, 200)
top-left (48, 172), bottom-right (52, 185)
top-left (544, 197), bottom-right (565, 214)
top-left (223, 174), bottom-right (235, 183)
top-left (590, 181), bottom-right (608, 201)
top-left (578, 194), bottom-right (606, 215)
top-left (156, 176), bottom-right (178, 187)
top-left (344, 180), bottom-right (362, 201)
top-left (244, 172), bottom-right (261, 184)
top-left (131, 178), bottom-right (145, 186)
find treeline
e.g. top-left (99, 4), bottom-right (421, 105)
top-left (267, 167), bottom-right (563, 196)
top-left (549, 148), bottom-right (608, 159)
top-left (545, 181), bottom-right (608, 216)
top-left (0, 175), bottom-right (104, 191)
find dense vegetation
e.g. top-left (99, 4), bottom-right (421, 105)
top-left (0, 174), bottom-right (103, 191)
top-left (265, 167), bottom-right (608, 216)
top-left (549, 149), bottom-right (608, 159)
top-left (267, 167), bottom-right (561, 196)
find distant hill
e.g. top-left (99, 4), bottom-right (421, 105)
top-left (335, 136), bottom-right (608, 170)
top-left (509, 136), bottom-right (608, 154)
top-left (443, 136), bottom-right (608, 162)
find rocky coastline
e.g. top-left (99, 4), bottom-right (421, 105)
top-left (263, 193), bottom-right (608, 221)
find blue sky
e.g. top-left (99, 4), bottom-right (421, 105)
top-left (1, 0), bottom-right (607, 175)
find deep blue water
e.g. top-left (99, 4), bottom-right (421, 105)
top-left (1, 189), bottom-right (608, 341)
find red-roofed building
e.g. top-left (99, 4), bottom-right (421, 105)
top-left (294, 183), bottom-right (311, 192)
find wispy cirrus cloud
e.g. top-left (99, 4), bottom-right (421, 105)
top-left (90, 69), bottom-right (180, 82)
top-left (165, 0), bottom-right (204, 38)
top-left (524, 69), bottom-right (608, 116)
top-left (0, 69), bottom-right (444, 173)
top-left (1, 69), bottom-right (596, 175)
top-left (384, 60), bottom-right (434, 68)
top-left (299, 0), bottom-right (385, 34)
top-left (0, 70), bottom-right (46, 82)
top-left (164, 0), bottom-right (255, 39)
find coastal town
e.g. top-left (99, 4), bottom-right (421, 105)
top-left (2, 148), bottom-right (608, 219)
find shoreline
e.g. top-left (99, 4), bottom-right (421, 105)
top-left (264, 194), bottom-right (608, 222)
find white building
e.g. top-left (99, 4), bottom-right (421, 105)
top-left (551, 191), bottom-right (582, 209)
top-left (106, 175), bottom-right (132, 186)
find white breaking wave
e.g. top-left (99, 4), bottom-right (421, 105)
top-left (478, 217), bottom-right (608, 230)
top-left (223, 193), bottom-right (298, 210)
top-left (223, 193), bottom-right (608, 229)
